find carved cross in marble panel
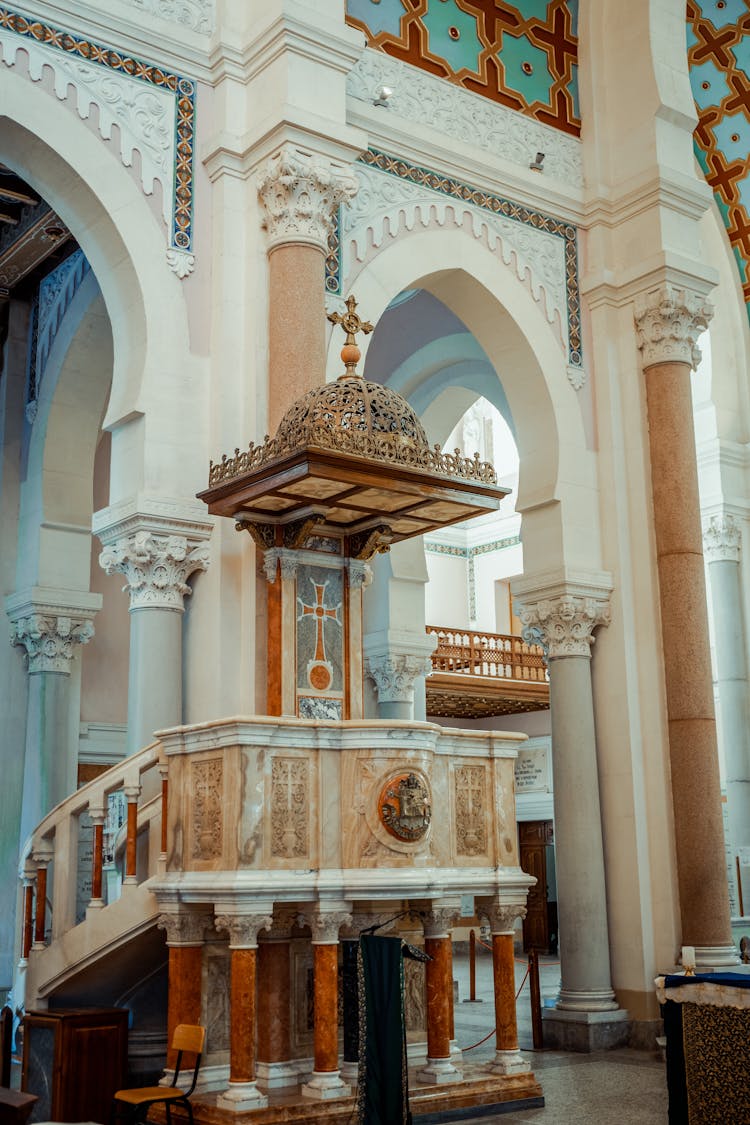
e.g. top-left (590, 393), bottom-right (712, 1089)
top-left (298, 580), bottom-right (340, 692)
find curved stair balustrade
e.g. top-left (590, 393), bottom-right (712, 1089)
top-left (16, 740), bottom-right (166, 1008)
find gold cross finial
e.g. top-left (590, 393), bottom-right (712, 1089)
top-left (327, 295), bottom-right (374, 376)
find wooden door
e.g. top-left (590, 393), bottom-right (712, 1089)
top-left (519, 820), bottom-right (553, 953)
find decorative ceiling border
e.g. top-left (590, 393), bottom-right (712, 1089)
top-left (327, 147), bottom-right (582, 375)
top-left (425, 534), bottom-right (521, 559)
top-left (0, 6), bottom-right (196, 277)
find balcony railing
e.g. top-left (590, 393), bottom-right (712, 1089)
top-left (427, 626), bottom-right (548, 682)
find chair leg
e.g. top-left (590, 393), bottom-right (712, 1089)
top-left (186, 1101), bottom-right (194, 1125)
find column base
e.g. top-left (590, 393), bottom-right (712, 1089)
top-left (340, 1059), bottom-right (359, 1082)
top-left (541, 1007), bottom-right (630, 1052)
top-left (695, 943), bottom-right (740, 969)
top-left (416, 1057), bottom-right (463, 1085)
top-left (216, 1082), bottom-right (269, 1111)
top-left (557, 987), bottom-right (619, 1012)
top-left (488, 1049), bottom-right (531, 1076)
top-left (256, 1060), bottom-right (309, 1090)
top-left (301, 1071), bottom-right (351, 1100)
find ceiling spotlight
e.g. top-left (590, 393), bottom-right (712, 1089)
top-left (373, 85), bottom-right (393, 107)
top-left (529, 152), bottom-right (545, 172)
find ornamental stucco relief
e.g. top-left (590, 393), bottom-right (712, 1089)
top-left (125, 0), bottom-right (214, 34)
top-left (270, 757), bottom-right (309, 859)
top-left (0, 29), bottom-right (173, 218)
top-left (347, 51), bottom-right (583, 187)
top-left (342, 163), bottom-right (568, 335)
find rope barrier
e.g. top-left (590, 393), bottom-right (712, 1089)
top-left (460, 965), bottom-right (530, 1051)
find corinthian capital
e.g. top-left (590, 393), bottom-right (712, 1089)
top-left (419, 904), bottom-right (460, 938)
top-left (703, 513), bottom-right (741, 563)
top-left (300, 910), bottom-right (352, 944)
top-left (479, 899), bottom-right (526, 935)
top-left (100, 531), bottom-right (210, 611)
top-left (634, 283), bottom-right (712, 370)
top-left (366, 653), bottom-right (433, 703)
top-left (518, 594), bottom-right (610, 659)
top-left (257, 144), bottom-right (358, 252)
top-left (7, 589), bottom-right (101, 674)
top-left (215, 913), bottom-right (273, 949)
top-left (157, 909), bottom-right (212, 946)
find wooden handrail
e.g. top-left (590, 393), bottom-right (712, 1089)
top-left (427, 625), bottom-right (548, 683)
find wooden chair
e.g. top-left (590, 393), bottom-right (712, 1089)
top-left (111, 1025), bottom-right (205, 1125)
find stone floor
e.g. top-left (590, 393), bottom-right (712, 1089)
top-left (451, 946), bottom-right (669, 1123)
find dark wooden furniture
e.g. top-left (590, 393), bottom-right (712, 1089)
top-left (0, 1089), bottom-right (38, 1125)
top-left (519, 820), bottom-right (556, 954)
top-left (0, 1008), bottom-right (12, 1088)
top-left (22, 1008), bottom-right (128, 1124)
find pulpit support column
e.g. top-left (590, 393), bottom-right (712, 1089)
top-left (417, 906), bottom-right (462, 1085)
top-left (215, 913), bottom-right (273, 1111)
top-left (480, 900), bottom-right (531, 1075)
top-left (302, 908), bottom-right (352, 1100)
top-left (157, 910), bottom-right (210, 1069)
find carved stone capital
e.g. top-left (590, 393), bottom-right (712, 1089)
top-left (157, 910), bottom-right (211, 946)
top-left (99, 531), bottom-right (210, 611)
top-left (366, 653), bottom-right (433, 703)
top-left (215, 913), bottom-right (273, 949)
top-left (10, 611), bottom-right (95, 673)
top-left (419, 905), bottom-right (460, 939)
top-left (703, 513), bottom-right (741, 564)
top-left (262, 548), bottom-right (300, 584)
top-left (340, 912), bottom-right (396, 939)
top-left (634, 284), bottom-right (712, 370)
top-left (517, 594), bottom-right (610, 659)
top-left (346, 560), bottom-right (372, 590)
top-left (479, 900), bottom-right (526, 935)
top-left (257, 143), bottom-right (358, 252)
top-left (301, 910), bottom-right (352, 944)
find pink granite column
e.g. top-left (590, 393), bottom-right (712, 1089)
top-left (257, 144), bottom-right (358, 430)
top-left (635, 284), bottom-right (735, 966)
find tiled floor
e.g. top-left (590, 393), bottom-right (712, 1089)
top-left (451, 948), bottom-right (669, 1123)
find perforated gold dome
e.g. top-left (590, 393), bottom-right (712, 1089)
top-left (275, 373), bottom-right (430, 453)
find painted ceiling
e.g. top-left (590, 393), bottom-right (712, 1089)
top-left (345, 0), bottom-right (580, 136)
top-left (688, 1), bottom-right (750, 319)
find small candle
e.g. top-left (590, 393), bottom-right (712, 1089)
top-left (682, 945), bottom-right (696, 972)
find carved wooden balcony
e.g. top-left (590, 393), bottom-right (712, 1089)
top-left (426, 626), bottom-right (549, 719)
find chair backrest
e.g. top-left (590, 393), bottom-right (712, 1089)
top-left (171, 1024), bottom-right (206, 1095)
top-left (172, 1025), bottom-right (205, 1056)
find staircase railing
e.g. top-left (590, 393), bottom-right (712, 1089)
top-left (427, 625), bottom-right (548, 682)
top-left (17, 740), bottom-right (165, 982)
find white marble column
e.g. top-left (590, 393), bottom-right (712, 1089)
top-left (363, 543), bottom-right (436, 720)
top-left (7, 588), bottom-right (100, 844)
top-left (704, 512), bottom-right (750, 913)
top-left (515, 576), bottom-right (628, 1050)
top-left (95, 502), bottom-right (211, 753)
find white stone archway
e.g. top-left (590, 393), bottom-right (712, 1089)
top-left (327, 227), bottom-right (602, 582)
top-left (0, 64), bottom-right (204, 503)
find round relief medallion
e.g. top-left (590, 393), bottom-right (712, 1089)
top-left (378, 771), bottom-right (431, 842)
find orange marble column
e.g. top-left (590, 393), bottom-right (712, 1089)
top-left (636, 285), bottom-right (735, 965)
top-left (266, 556), bottom-right (282, 716)
top-left (32, 864), bottom-right (47, 949)
top-left (257, 144), bottom-right (358, 431)
top-left (157, 911), bottom-right (207, 1068)
top-left (90, 812), bottom-right (105, 906)
top-left (257, 929), bottom-right (295, 1089)
top-left (483, 902), bottom-right (530, 1076)
top-left (215, 912), bottom-right (273, 1111)
top-left (417, 907), bottom-right (462, 1085)
top-left (22, 879), bottom-right (34, 959)
top-left (302, 909), bottom-right (352, 1100)
top-left (159, 765), bottom-right (169, 860)
top-left (123, 784), bottom-right (140, 885)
